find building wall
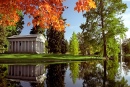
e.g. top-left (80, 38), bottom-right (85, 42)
top-left (8, 37), bottom-right (45, 54)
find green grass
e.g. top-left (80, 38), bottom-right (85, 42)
top-left (0, 53), bottom-right (104, 64)
top-left (0, 53), bottom-right (103, 59)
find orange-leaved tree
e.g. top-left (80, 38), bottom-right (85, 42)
top-left (0, 0), bottom-right (96, 31)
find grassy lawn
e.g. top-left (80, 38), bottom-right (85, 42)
top-left (0, 54), bottom-right (104, 63)
top-left (0, 53), bottom-right (103, 59)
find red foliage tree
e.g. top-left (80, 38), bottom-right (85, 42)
top-left (0, 0), bottom-right (96, 31)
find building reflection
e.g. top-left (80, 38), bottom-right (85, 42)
top-left (7, 64), bottom-right (45, 85)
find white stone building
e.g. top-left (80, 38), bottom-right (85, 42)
top-left (7, 34), bottom-right (46, 54)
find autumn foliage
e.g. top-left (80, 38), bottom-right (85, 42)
top-left (0, 0), bottom-right (96, 31)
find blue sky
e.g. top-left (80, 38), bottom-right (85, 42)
top-left (21, 0), bottom-right (130, 41)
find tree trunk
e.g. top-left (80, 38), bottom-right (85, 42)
top-left (100, 0), bottom-right (107, 87)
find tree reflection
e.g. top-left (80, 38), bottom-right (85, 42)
top-left (123, 56), bottom-right (130, 74)
top-left (79, 60), bottom-right (103, 87)
top-left (30, 82), bottom-right (44, 87)
top-left (8, 81), bottom-right (23, 87)
top-left (46, 63), bottom-right (67, 87)
top-left (0, 65), bottom-right (7, 87)
top-left (79, 59), bottom-right (130, 87)
top-left (69, 62), bottom-right (80, 84)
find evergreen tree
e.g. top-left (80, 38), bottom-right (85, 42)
top-left (30, 25), bottom-right (45, 34)
top-left (69, 32), bottom-right (79, 55)
top-left (80, 0), bottom-right (127, 58)
top-left (61, 39), bottom-right (68, 54)
top-left (46, 18), bottom-right (68, 54)
top-left (46, 27), bottom-right (67, 54)
top-left (77, 32), bottom-right (89, 55)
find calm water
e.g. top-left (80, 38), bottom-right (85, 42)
top-left (1, 56), bottom-right (130, 87)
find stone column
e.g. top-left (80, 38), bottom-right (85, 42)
top-left (20, 41), bottom-right (22, 53)
top-left (33, 41), bottom-right (35, 53)
top-left (20, 41), bottom-right (22, 52)
top-left (17, 41), bottom-right (19, 53)
top-left (32, 41), bottom-right (33, 53)
top-left (11, 41), bottom-right (14, 52)
top-left (39, 41), bottom-right (40, 53)
top-left (22, 41), bottom-right (24, 52)
top-left (35, 41), bottom-right (37, 53)
top-left (30, 41), bottom-right (32, 53)
top-left (42, 42), bottom-right (44, 53)
top-left (40, 42), bottom-right (42, 53)
top-left (16, 41), bottom-right (17, 52)
top-left (27, 41), bottom-right (30, 52)
top-left (19, 41), bottom-right (20, 53)
top-left (24, 41), bottom-right (26, 52)
top-left (21, 41), bottom-right (23, 52)
top-left (41, 42), bottom-right (43, 53)
top-left (39, 42), bottom-right (41, 53)
top-left (14, 41), bottom-right (16, 52)
top-left (25, 41), bottom-right (26, 52)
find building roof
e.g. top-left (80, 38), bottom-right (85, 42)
top-left (7, 34), bottom-right (45, 39)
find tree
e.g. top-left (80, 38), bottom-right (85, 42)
top-left (0, 26), bottom-right (6, 52)
top-left (0, 0), bottom-right (96, 31)
top-left (6, 11), bottom-right (24, 37)
top-left (69, 32), bottom-right (79, 55)
top-left (46, 17), bottom-right (68, 54)
top-left (77, 32), bottom-right (95, 55)
top-left (46, 26), bottom-right (67, 54)
top-left (30, 25), bottom-right (45, 34)
top-left (61, 39), bottom-right (68, 54)
top-left (80, 0), bottom-right (127, 58)
top-left (122, 38), bottom-right (130, 55)
top-left (30, 16), bottom-right (45, 34)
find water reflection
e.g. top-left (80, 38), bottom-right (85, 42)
top-left (69, 62), bottom-right (80, 84)
top-left (46, 63), bottom-right (67, 87)
top-left (79, 60), bottom-right (104, 87)
top-left (0, 58), bottom-right (130, 87)
top-left (7, 64), bottom-right (46, 87)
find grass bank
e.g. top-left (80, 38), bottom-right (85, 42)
top-left (0, 54), bottom-right (104, 63)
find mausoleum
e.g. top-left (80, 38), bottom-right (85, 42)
top-left (7, 34), bottom-right (46, 54)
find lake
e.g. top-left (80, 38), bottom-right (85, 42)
top-left (0, 56), bottom-right (130, 87)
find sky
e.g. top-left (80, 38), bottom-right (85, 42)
top-left (21, 0), bottom-right (130, 41)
